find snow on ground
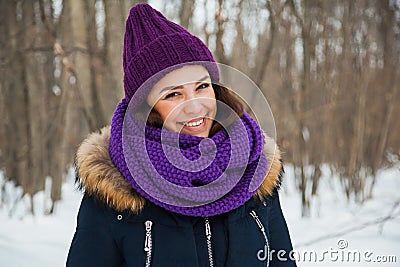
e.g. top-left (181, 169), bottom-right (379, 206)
top-left (0, 165), bottom-right (399, 267)
top-left (0, 172), bottom-right (82, 267)
top-left (281, 165), bottom-right (400, 266)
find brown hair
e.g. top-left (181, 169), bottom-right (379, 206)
top-left (138, 84), bottom-right (244, 137)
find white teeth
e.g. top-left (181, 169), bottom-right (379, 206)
top-left (184, 118), bottom-right (204, 127)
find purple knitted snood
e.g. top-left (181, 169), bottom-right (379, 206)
top-left (109, 98), bottom-right (268, 217)
top-left (108, 3), bottom-right (268, 216)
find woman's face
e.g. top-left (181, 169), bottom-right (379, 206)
top-left (147, 65), bottom-right (217, 137)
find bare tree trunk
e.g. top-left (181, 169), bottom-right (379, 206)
top-left (104, 0), bottom-right (129, 109)
top-left (0, 0), bottom-right (10, 180)
top-left (86, 0), bottom-right (107, 128)
top-left (179, 0), bottom-right (195, 29)
top-left (3, 0), bottom-right (34, 214)
top-left (203, 0), bottom-right (211, 47)
top-left (103, 0), bottom-right (141, 120)
top-left (214, 0), bottom-right (228, 64)
top-left (1, 2), bottom-right (18, 203)
top-left (24, 0), bottom-right (49, 201)
top-left (36, 0), bottom-right (64, 212)
top-left (368, 1), bottom-right (400, 198)
top-left (290, 0), bottom-right (313, 217)
top-left (68, 0), bottom-right (97, 131)
top-left (253, 0), bottom-right (276, 86)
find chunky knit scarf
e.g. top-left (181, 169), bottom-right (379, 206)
top-left (109, 98), bottom-right (268, 217)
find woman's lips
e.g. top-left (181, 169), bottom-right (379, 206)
top-left (179, 116), bottom-right (207, 131)
top-left (179, 115), bottom-right (206, 125)
top-left (184, 117), bottom-right (204, 127)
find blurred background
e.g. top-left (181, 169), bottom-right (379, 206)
top-left (0, 0), bottom-right (399, 266)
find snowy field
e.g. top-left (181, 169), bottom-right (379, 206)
top-left (0, 165), bottom-right (399, 267)
top-left (282, 166), bottom-right (400, 266)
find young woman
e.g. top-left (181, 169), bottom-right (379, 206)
top-left (67, 3), bottom-right (296, 267)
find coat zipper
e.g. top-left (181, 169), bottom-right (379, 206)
top-left (250, 210), bottom-right (270, 267)
top-left (143, 214), bottom-right (267, 267)
top-left (144, 220), bottom-right (153, 267)
top-left (204, 217), bottom-right (214, 267)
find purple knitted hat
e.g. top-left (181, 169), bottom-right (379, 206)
top-left (123, 3), bottom-right (218, 102)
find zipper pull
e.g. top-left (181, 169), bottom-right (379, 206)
top-left (250, 210), bottom-right (270, 267)
top-left (205, 217), bottom-right (211, 240)
top-left (250, 210), bottom-right (264, 232)
top-left (144, 220), bottom-right (153, 252)
top-left (204, 217), bottom-right (214, 267)
top-left (145, 220), bottom-right (153, 231)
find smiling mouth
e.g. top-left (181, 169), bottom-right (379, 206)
top-left (184, 117), bottom-right (204, 127)
top-left (178, 116), bottom-right (207, 127)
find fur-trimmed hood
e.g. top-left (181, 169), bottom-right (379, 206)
top-left (75, 126), bottom-right (283, 214)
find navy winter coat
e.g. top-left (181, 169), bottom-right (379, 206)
top-left (67, 127), bottom-right (296, 267)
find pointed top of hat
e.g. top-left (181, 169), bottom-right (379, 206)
top-left (122, 3), bottom-right (217, 102)
top-left (123, 3), bottom-right (188, 69)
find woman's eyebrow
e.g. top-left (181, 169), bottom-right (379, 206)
top-left (159, 75), bottom-right (211, 95)
top-left (196, 75), bottom-right (211, 83)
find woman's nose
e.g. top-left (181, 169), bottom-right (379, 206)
top-left (183, 95), bottom-right (203, 115)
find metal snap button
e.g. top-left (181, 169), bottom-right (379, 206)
top-left (117, 214), bottom-right (123, 221)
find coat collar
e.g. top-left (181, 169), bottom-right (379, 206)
top-left (75, 126), bottom-right (283, 214)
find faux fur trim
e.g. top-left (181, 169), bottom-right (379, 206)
top-left (253, 132), bottom-right (284, 202)
top-left (75, 126), bottom-right (283, 213)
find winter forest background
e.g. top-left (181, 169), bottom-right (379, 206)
top-left (0, 0), bottom-right (399, 266)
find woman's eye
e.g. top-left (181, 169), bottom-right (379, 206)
top-left (164, 92), bottom-right (179, 99)
top-left (197, 83), bottom-right (210, 90)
